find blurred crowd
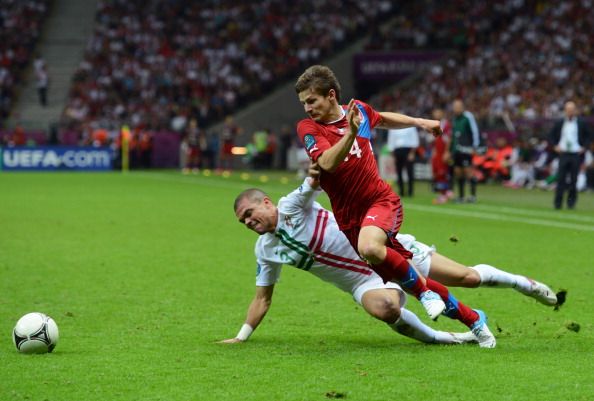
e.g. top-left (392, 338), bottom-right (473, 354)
top-left (61, 0), bottom-right (393, 142)
top-left (370, 0), bottom-right (594, 123)
top-left (0, 0), bottom-right (49, 119)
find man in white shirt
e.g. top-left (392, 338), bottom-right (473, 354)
top-left (222, 175), bottom-right (558, 348)
top-left (548, 101), bottom-right (592, 209)
top-left (34, 55), bottom-right (48, 107)
top-left (387, 126), bottom-right (420, 197)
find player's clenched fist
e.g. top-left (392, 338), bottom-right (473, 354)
top-left (416, 118), bottom-right (443, 138)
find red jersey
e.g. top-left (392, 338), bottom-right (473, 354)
top-left (433, 119), bottom-right (451, 157)
top-left (297, 100), bottom-right (396, 230)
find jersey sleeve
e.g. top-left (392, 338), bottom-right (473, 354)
top-left (297, 119), bottom-right (332, 162)
top-left (357, 100), bottom-right (382, 129)
top-left (277, 178), bottom-right (323, 214)
top-left (255, 259), bottom-right (282, 287)
top-left (464, 111), bottom-right (481, 148)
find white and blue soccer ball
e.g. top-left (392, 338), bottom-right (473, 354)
top-left (13, 312), bottom-right (59, 354)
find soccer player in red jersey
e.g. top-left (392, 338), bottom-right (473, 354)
top-left (294, 66), bottom-right (494, 346)
top-left (431, 108), bottom-right (453, 204)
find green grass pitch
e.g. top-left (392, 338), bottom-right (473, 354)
top-left (1, 171), bottom-right (593, 401)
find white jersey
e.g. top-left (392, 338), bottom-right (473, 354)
top-left (255, 179), bottom-right (401, 304)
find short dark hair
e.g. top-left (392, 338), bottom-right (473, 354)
top-left (233, 188), bottom-right (267, 212)
top-left (295, 65), bottom-right (341, 101)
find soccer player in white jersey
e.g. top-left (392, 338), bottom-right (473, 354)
top-left (224, 176), bottom-right (486, 347)
top-left (223, 174), bottom-right (558, 347)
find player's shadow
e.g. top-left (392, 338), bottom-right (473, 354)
top-left (238, 334), bottom-right (448, 352)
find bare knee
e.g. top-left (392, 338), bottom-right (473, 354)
top-left (367, 297), bottom-right (401, 323)
top-left (460, 268), bottom-right (481, 288)
top-left (358, 241), bottom-right (385, 264)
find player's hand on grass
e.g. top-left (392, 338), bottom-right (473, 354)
top-left (218, 338), bottom-right (244, 344)
top-left (347, 99), bottom-right (361, 134)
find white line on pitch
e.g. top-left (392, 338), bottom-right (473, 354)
top-left (406, 204), bottom-right (594, 232)
top-left (466, 204), bottom-right (594, 224)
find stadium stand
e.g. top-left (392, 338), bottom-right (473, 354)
top-left (0, 0), bottom-right (50, 121)
top-left (368, 0), bottom-right (594, 123)
top-left (60, 0), bottom-right (395, 139)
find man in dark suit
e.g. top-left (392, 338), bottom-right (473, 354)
top-left (549, 101), bottom-right (591, 209)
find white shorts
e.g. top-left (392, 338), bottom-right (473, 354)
top-left (352, 277), bottom-right (407, 308)
top-left (397, 233), bottom-right (435, 277)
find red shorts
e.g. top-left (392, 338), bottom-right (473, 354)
top-left (222, 142), bottom-right (234, 155)
top-left (432, 157), bottom-right (449, 183)
top-left (189, 147), bottom-right (200, 158)
top-left (341, 197), bottom-right (413, 262)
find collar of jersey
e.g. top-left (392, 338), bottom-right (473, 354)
top-left (323, 107), bottom-right (346, 125)
top-left (272, 213), bottom-right (282, 234)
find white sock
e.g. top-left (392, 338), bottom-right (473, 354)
top-left (389, 308), bottom-right (445, 344)
top-left (391, 308), bottom-right (470, 345)
top-left (432, 331), bottom-right (465, 344)
top-left (471, 264), bottom-right (532, 292)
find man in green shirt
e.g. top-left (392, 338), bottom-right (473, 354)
top-left (450, 99), bottom-right (481, 203)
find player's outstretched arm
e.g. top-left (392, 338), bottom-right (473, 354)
top-left (316, 99), bottom-right (360, 173)
top-left (218, 285), bottom-right (274, 344)
top-left (280, 173), bottom-right (323, 213)
top-left (378, 112), bottom-right (442, 137)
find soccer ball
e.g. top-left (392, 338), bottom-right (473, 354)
top-left (13, 312), bottom-right (59, 354)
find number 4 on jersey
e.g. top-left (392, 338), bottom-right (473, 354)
top-left (344, 140), bottom-right (362, 161)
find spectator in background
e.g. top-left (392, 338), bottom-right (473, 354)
top-left (34, 54), bottom-right (48, 107)
top-left (548, 101), bottom-right (592, 209)
top-left (91, 127), bottom-right (108, 147)
top-left (475, 137), bottom-right (513, 182)
top-left (278, 125), bottom-right (293, 170)
top-left (203, 132), bottom-right (218, 170)
top-left (138, 130), bottom-right (153, 169)
top-left (219, 116), bottom-right (241, 172)
top-left (265, 128), bottom-right (277, 169)
top-left (504, 138), bottom-right (536, 189)
top-left (183, 119), bottom-right (203, 174)
top-left (249, 129), bottom-right (270, 170)
top-left (585, 142), bottom-right (594, 191)
top-left (9, 125), bottom-right (26, 146)
top-left (450, 99), bottom-right (481, 203)
top-left (179, 134), bottom-right (189, 172)
top-left (387, 125), bottom-right (419, 197)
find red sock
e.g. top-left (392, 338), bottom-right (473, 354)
top-left (426, 278), bottom-right (479, 328)
top-left (372, 247), bottom-right (428, 298)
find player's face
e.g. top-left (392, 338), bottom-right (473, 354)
top-left (298, 88), bottom-right (336, 123)
top-left (235, 198), bottom-right (277, 235)
top-left (453, 100), bottom-right (464, 116)
top-left (564, 102), bottom-right (576, 119)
